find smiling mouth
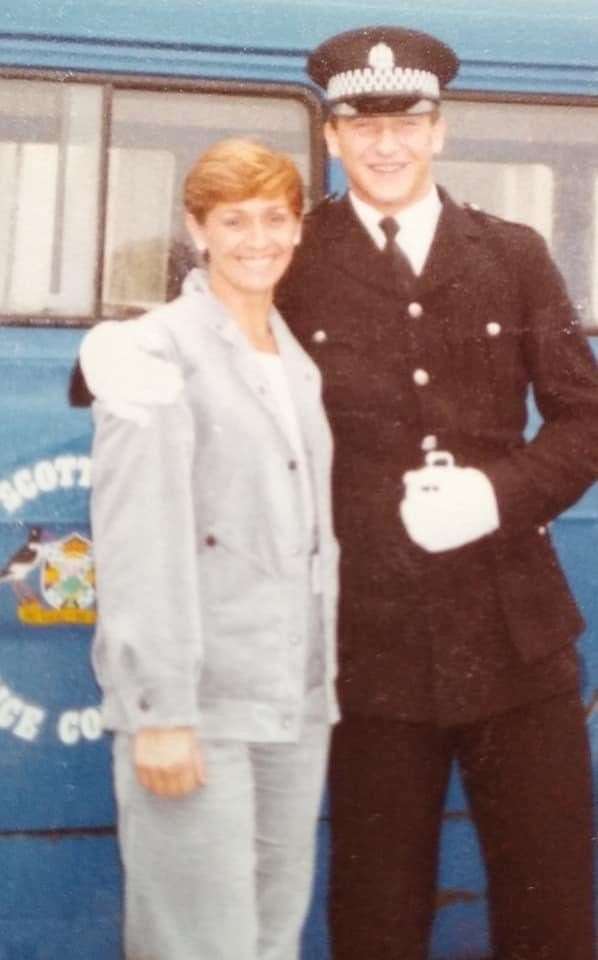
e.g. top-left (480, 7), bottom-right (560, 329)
top-left (238, 255), bottom-right (279, 267)
top-left (369, 163), bottom-right (408, 173)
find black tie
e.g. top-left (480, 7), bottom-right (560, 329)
top-left (379, 216), bottom-right (414, 279)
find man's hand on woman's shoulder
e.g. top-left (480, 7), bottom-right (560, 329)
top-left (80, 319), bottom-right (183, 422)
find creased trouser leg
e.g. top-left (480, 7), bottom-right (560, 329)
top-left (114, 715), bottom-right (329, 960)
top-left (253, 716), bottom-right (330, 960)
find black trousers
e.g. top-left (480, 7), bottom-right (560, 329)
top-left (329, 691), bottom-right (595, 960)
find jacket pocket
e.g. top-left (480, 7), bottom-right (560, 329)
top-left (492, 527), bottom-right (584, 662)
top-left (196, 534), bottom-right (291, 702)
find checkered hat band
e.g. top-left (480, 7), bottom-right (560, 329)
top-left (327, 67), bottom-right (440, 101)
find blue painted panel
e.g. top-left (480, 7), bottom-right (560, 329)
top-left (1, 0), bottom-right (597, 70)
top-left (302, 818), bottom-right (331, 960)
top-left (0, 823), bottom-right (330, 960)
top-left (0, 630), bottom-right (114, 830)
top-left (0, 833), bottom-right (121, 960)
top-left (0, 0), bottom-right (597, 96)
top-left (432, 816), bottom-right (490, 959)
top-left (0, 329), bottom-right (115, 830)
top-left (431, 900), bottom-right (491, 960)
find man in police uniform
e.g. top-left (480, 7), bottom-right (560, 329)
top-left (276, 25), bottom-right (598, 960)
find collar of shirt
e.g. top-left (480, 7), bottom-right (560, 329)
top-left (348, 187), bottom-right (442, 276)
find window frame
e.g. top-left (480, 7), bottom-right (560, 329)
top-left (1, 70), bottom-right (597, 334)
top-left (0, 67), bottom-right (326, 329)
top-left (442, 89), bottom-right (598, 336)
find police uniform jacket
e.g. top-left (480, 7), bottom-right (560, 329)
top-left (90, 277), bottom-right (340, 741)
top-left (276, 189), bottom-right (598, 726)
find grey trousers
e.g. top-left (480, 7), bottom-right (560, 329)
top-left (113, 709), bottom-right (330, 960)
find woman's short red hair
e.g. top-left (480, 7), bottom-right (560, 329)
top-left (184, 138), bottom-right (303, 223)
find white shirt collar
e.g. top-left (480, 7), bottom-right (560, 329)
top-left (349, 186), bottom-right (442, 275)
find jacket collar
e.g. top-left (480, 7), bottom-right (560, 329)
top-left (181, 269), bottom-right (315, 454)
top-left (314, 187), bottom-right (484, 298)
top-left (182, 267), bottom-right (249, 351)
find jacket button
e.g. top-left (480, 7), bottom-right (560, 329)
top-left (138, 695), bottom-right (151, 712)
top-left (537, 525), bottom-right (547, 535)
top-left (407, 302), bottom-right (423, 318)
top-left (413, 368), bottom-right (430, 386)
top-left (205, 534), bottom-right (217, 547)
top-left (421, 434), bottom-right (438, 452)
top-left (312, 329), bottom-right (327, 344)
top-left (486, 322), bottom-right (501, 336)
top-left (288, 459), bottom-right (298, 471)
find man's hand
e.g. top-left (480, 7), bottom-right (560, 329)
top-left (400, 460), bottom-right (500, 553)
top-left (134, 726), bottom-right (206, 797)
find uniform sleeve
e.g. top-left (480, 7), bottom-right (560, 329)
top-left (91, 397), bottom-right (202, 731)
top-left (487, 229), bottom-right (598, 533)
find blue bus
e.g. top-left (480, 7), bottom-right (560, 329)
top-left (0, 2), bottom-right (597, 957)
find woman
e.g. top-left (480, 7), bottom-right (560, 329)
top-left (82, 140), bottom-right (339, 960)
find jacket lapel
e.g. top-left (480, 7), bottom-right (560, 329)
top-left (184, 274), bottom-right (297, 452)
top-left (318, 191), bottom-right (483, 299)
top-left (272, 309), bottom-right (325, 531)
top-left (230, 335), bottom-right (298, 455)
top-left (270, 309), bottom-right (320, 451)
top-left (415, 189), bottom-right (484, 298)
top-left (316, 195), bottom-right (402, 297)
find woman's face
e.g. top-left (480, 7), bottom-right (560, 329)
top-left (187, 195), bottom-right (300, 299)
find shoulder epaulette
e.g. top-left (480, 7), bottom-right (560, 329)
top-left (463, 201), bottom-right (534, 235)
top-left (463, 200), bottom-right (491, 218)
top-left (463, 201), bottom-right (511, 228)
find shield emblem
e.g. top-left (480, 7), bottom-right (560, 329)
top-left (41, 534), bottom-right (95, 610)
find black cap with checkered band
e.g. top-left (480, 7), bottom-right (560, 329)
top-left (308, 25), bottom-right (459, 116)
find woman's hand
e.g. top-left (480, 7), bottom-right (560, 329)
top-left (134, 726), bottom-right (206, 797)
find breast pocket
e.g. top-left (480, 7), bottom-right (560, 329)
top-left (197, 528), bottom-right (270, 610)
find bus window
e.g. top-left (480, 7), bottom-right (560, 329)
top-left (103, 89), bottom-right (312, 317)
top-left (435, 99), bottom-right (598, 330)
top-left (0, 80), bottom-right (103, 319)
top-left (436, 159), bottom-right (553, 241)
top-left (0, 79), bottom-right (314, 325)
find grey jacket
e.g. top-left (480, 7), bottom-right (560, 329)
top-left (90, 274), bottom-right (340, 741)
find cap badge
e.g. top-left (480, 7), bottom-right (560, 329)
top-left (368, 43), bottom-right (395, 70)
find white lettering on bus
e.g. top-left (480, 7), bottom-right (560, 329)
top-left (0, 455), bottom-right (91, 514)
top-left (0, 681), bottom-right (46, 741)
top-left (57, 707), bottom-right (103, 746)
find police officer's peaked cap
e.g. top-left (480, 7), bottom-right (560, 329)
top-left (308, 26), bottom-right (459, 116)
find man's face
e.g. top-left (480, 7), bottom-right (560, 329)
top-left (324, 112), bottom-right (446, 214)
